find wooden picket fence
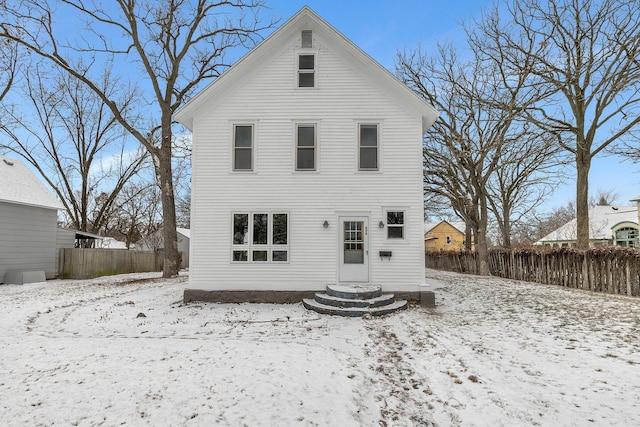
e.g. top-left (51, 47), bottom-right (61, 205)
top-left (426, 247), bottom-right (640, 297)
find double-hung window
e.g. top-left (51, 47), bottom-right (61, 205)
top-left (359, 124), bottom-right (378, 170)
top-left (233, 125), bottom-right (253, 171)
top-left (296, 124), bottom-right (316, 171)
top-left (298, 54), bottom-right (315, 88)
top-left (232, 212), bottom-right (288, 263)
top-left (386, 211), bottom-right (405, 239)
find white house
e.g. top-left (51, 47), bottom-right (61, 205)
top-left (536, 204), bottom-right (640, 248)
top-left (0, 155), bottom-right (64, 283)
top-left (174, 7), bottom-right (439, 303)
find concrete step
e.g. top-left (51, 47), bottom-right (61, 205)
top-left (313, 292), bottom-right (396, 308)
top-left (302, 298), bottom-right (408, 317)
top-left (325, 283), bottom-right (382, 300)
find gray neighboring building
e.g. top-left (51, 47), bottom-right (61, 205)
top-left (0, 155), bottom-right (64, 283)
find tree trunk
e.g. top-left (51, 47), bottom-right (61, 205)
top-left (477, 197), bottom-right (491, 276)
top-left (156, 114), bottom-right (179, 278)
top-left (576, 150), bottom-right (591, 249)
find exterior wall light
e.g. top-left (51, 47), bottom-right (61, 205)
top-left (323, 220), bottom-right (329, 228)
top-left (378, 220), bottom-right (385, 229)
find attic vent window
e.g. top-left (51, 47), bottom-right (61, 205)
top-left (3, 159), bottom-right (14, 166)
top-left (301, 30), bottom-right (313, 48)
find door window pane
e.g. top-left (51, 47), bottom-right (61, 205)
top-left (344, 221), bottom-right (364, 264)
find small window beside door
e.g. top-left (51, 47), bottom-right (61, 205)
top-left (386, 211), bottom-right (404, 239)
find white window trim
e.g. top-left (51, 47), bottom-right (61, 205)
top-left (295, 49), bottom-right (319, 89)
top-left (294, 122), bottom-right (318, 172)
top-left (356, 121), bottom-right (382, 172)
top-left (382, 207), bottom-right (409, 243)
top-left (231, 212), bottom-right (290, 263)
top-left (231, 122), bottom-right (257, 173)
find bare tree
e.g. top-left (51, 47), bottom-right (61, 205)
top-left (474, 0), bottom-right (640, 248)
top-left (589, 188), bottom-right (620, 207)
top-left (102, 181), bottom-right (163, 249)
top-left (398, 39), bottom-right (552, 274)
top-left (0, 38), bottom-right (18, 103)
top-left (0, 0), bottom-right (275, 277)
top-left (0, 64), bottom-right (147, 235)
top-left (486, 129), bottom-right (566, 247)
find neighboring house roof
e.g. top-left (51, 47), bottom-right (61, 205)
top-left (97, 237), bottom-right (128, 249)
top-left (424, 220), bottom-right (466, 235)
top-left (0, 155), bottom-right (64, 210)
top-left (537, 205), bottom-right (638, 243)
top-left (177, 228), bottom-right (190, 239)
top-left (174, 6), bottom-right (439, 133)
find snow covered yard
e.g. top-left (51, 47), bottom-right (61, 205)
top-left (1, 270), bottom-right (639, 426)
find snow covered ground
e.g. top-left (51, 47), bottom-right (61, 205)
top-left (1, 269), bottom-right (639, 426)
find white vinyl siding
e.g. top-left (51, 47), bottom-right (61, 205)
top-left (188, 30), bottom-right (426, 292)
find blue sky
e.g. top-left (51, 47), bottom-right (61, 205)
top-left (264, 1), bottom-right (640, 209)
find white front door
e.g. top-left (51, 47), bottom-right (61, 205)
top-left (339, 216), bottom-right (369, 282)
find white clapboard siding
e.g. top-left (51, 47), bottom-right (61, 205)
top-left (182, 8), bottom-right (436, 292)
top-left (0, 202), bottom-right (59, 281)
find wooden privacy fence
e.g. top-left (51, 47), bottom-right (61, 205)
top-left (58, 248), bottom-right (164, 279)
top-left (426, 247), bottom-right (640, 297)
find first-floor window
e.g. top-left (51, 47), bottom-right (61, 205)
top-left (232, 212), bottom-right (288, 262)
top-left (386, 211), bottom-right (404, 239)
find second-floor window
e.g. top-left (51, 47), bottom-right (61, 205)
top-left (296, 124), bottom-right (316, 170)
top-left (359, 123), bottom-right (378, 170)
top-left (233, 125), bottom-right (253, 171)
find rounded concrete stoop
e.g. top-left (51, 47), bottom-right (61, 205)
top-left (303, 284), bottom-right (407, 317)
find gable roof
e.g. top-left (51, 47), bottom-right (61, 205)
top-left (537, 205), bottom-right (638, 243)
top-left (0, 155), bottom-right (64, 210)
top-left (174, 6), bottom-right (439, 132)
top-left (424, 220), bottom-right (466, 235)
